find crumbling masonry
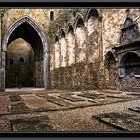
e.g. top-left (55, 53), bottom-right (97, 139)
top-left (0, 9), bottom-right (140, 92)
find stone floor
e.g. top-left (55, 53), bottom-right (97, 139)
top-left (0, 88), bottom-right (140, 131)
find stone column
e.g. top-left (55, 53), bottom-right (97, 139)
top-left (35, 60), bottom-right (43, 88)
top-left (0, 52), bottom-right (5, 91)
top-left (43, 51), bottom-right (49, 89)
top-left (0, 17), bottom-right (5, 91)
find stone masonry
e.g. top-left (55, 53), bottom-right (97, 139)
top-left (0, 9), bottom-right (140, 92)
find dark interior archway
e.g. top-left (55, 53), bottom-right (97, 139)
top-left (2, 16), bottom-right (49, 90)
top-left (6, 38), bottom-right (35, 88)
top-left (120, 52), bottom-right (140, 76)
top-left (87, 9), bottom-right (99, 20)
top-left (105, 51), bottom-right (117, 88)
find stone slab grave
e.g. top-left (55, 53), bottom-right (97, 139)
top-left (129, 107), bottom-right (140, 113)
top-left (0, 95), bottom-right (10, 114)
top-left (8, 94), bottom-right (31, 114)
top-left (20, 94), bottom-right (59, 111)
top-left (11, 115), bottom-right (55, 131)
top-left (9, 95), bottom-right (22, 102)
top-left (58, 93), bottom-right (85, 102)
top-left (35, 93), bottom-right (96, 110)
top-left (128, 93), bottom-right (140, 97)
top-left (95, 97), bottom-right (129, 104)
top-left (93, 112), bottom-right (140, 131)
top-left (106, 94), bottom-right (131, 99)
top-left (78, 92), bottom-right (105, 100)
top-left (106, 93), bottom-right (140, 101)
top-left (36, 94), bottom-right (74, 108)
top-left (9, 102), bottom-right (31, 114)
top-left (76, 92), bottom-right (113, 105)
top-left (77, 92), bottom-right (128, 105)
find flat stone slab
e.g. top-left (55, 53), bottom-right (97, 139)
top-left (58, 94), bottom-right (85, 102)
top-left (11, 115), bottom-right (55, 131)
top-left (128, 93), bottom-right (140, 96)
top-left (20, 94), bottom-right (59, 111)
top-left (101, 90), bottom-right (123, 94)
top-left (36, 94), bottom-right (74, 107)
top-left (129, 107), bottom-right (140, 113)
top-left (78, 93), bottom-right (104, 100)
top-left (106, 95), bottom-right (132, 99)
top-left (9, 102), bottom-right (31, 114)
top-left (88, 97), bottom-right (127, 105)
top-left (9, 95), bottom-right (22, 102)
top-left (88, 99), bottom-right (110, 104)
top-left (94, 112), bottom-right (140, 131)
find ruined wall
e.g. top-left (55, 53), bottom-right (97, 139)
top-left (1, 8), bottom-right (140, 91)
top-left (102, 9), bottom-right (140, 91)
top-left (49, 9), bottom-right (103, 90)
top-left (1, 9), bottom-right (62, 39)
top-left (49, 9), bottom-right (140, 91)
top-left (1, 9), bottom-right (63, 90)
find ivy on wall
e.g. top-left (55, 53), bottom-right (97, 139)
top-left (0, 9), bottom-right (7, 18)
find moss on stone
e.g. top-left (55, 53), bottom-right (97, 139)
top-left (0, 9), bottom-right (7, 18)
top-left (9, 102), bottom-right (30, 114)
top-left (47, 31), bottom-right (53, 38)
top-left (11, 116), bottom-right (54, 131)
top-left (9, 95), bottom-right (22, 102)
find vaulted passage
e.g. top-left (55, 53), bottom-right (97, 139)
top-left (6, 38), bottom-right (35, 88)
top-left (2, 16), bottom-right (49, 90)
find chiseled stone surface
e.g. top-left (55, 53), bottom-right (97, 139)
top-left (0, 9), bottom-right (140, 91)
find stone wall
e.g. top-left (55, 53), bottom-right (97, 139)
top-left (1, 9), bottom-right (62, 39)
top-left (1, 8), bottom-right (140, 91)
top-left (49, 9), bottom-right (140, 91)
top-left (49, 9), bottom-right (104, 90)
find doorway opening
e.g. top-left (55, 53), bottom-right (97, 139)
top-left (2, 16), bottom-right (49, 90)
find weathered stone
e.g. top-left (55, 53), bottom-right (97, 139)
top-left (0, 9), bottom-right (140, 92)
top-left (11, 115), bottom-right (55, 131)
top-left (94, 112), bottom-right (140, 131)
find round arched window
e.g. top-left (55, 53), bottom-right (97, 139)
top-left (19, 57), bottom-right (24, 63)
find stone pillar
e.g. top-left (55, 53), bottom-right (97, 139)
top-left (98, 60), bottom-right (106, 89)
top-left (43, 51), bottom-right (49, 89)
top-left (0, 17), bottom-right (5, 91)
top-left (36, 60), bottom-right (42, 88)
top-left (0, 65), bottom-right (5, 91)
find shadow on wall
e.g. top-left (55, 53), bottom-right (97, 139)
top-left (6, 38), bottom-right (35, 88)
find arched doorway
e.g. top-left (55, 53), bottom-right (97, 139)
top-left (67, 25), bottom-right (75, 66)
top-left (120, 52), bottom-right (140, 76)
top-left (75, 17), bottom-right (86, 62)
top-left (119, 52), bottom-right (140, 90)
top-left (2, 16), bottom-right (49, 90)
top-left (6, 38), bottom-right (35, 88)
top-left (105, 51), bottom-right (117, 89)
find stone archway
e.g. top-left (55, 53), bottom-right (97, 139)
top-left (119, 52), bottom-right (140, 91)
top-left (6, 38), bottom-right (35, 88)
top-left (105, 51), bottom-right (117, 89)
top-left (2, 16), bottom-right (49, 91)
top-left (120, 52), bottom-right (140, 76)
